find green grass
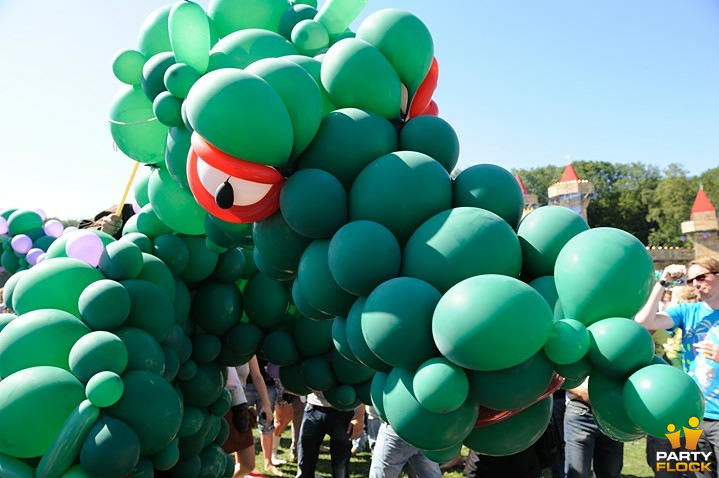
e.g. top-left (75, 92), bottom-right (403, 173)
top-left (248, 431), bottom-right (654, 477)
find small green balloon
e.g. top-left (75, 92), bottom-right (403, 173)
top-left (213, 247), bottom-right (246, 283)
top-left (554, 227), bottom-right (655, 326)
top-left (555, 356), bottom-right (592, 382)
top-left (112, 48), bottom-right (148, 85)
top-left (467, 351), bottom-right (554, 411)
top-left (80, 415), bottom-right (141, 478)
top-left (253, 211), bottom-right (312, 280)
top-left (69, 331), bottom-right (128, 382)
top-left (297, 239), bottom-right (356, 317)
top-left (296, 108), bottom-right (397, 190)
top-left (361, 277), bottom-right (441, 369)
top-left (179, 234), bottom-right (220, 284)
top-left (98, 239), bottom-right (144, 281)
top-left (86, 371), bottom-right (124, 407)
top-left (263, 330), bottom-right (300, 366)
top-left (279, 362), bottom-right (313, 396)
top-left (121, 279), bottom-right (175, 342)
top-left (153, 233), bottom-right (190, 276)
top-left (331, 349), bottom-right (375, 385)
top-left (291, 19), bottom-right (330, 56)
top-left (279, 4), bottom-right (318, 40)
top-left (78, 279), bottom-right (132, 330)
top-left (300, 356), bottom-right (338, 391)
top-left (356, 9), bottom-right (433, 95)
top-left (164, 63), bottom-right (201, 99)
top-left (7, 209), bottom-right (43, 235)
top-left (141, 51), bottom-right (175, 101)
top-left (402, 207), bottom-right (521, 294)
top-left (226, 322), bottom-right (264, 356)
top-left (623, 364), bottom-right (705, 438)
top-left (279, 169), bottom-right (347, 239)
top-left (413, 357), bottom-right (469, 413)
top-left (177, 362), bottom-right (225, 409)
top-left (114, 327), bottom-right (165, 375)
top-left (321, 38), bottom-right (401, 120)
top-left (148, 167), bottom-right (207, 236)
top-left (399, 115), bottom-right (459, 174)
top-left (543, 319), bottom-right (589, 365)
top-left (350, 151), bottom-right (452, 246)
top-left (191, 280), bottom-right (243, 336)
top-left (586, 317), bottom-right (654, 379)
top-left (242, 272), bottom-right (289, 329)
top-left (452, 164), bottom-right (524, 229)
top-left (331, 316), bottom-right (359, 363)
top-left (294, 315), bottom-right (334, 358)
top-left (153, 91), bottom-right (184, 127)
top-left (344, 297), bottom-right (391, 372)
top-left (517, 206), bottom-right (590, 278)
top-left (191, 334), bottom-right (222, 364)
top-left (328, 220), bottom-right (401, 297)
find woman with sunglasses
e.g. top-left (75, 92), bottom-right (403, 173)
top-left (635, 257), bottom-right (719, 478)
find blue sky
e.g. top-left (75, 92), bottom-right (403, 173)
top-left (1, 0), bottom-right (717, 219)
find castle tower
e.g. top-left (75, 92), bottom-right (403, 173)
top-left (681, 185), bottom-right (719, 259)
top-left (547, 164), bottom-right (595, 221)
top-left (515, 174), bottom-right (538, 218)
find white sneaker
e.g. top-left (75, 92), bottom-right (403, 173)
top-left (271, 456), bottom-right (286, 466)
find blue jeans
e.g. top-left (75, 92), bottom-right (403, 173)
top-left (552, 395), bottom-right (566, 478)
top-left (369, 423), bottom-right (442, 478)
top-left (564, 400), bottom-right (623, 478)
top-left (245, 383), bottom-right (277, 434)
top-left (297, 405), bottom-right (354, 478)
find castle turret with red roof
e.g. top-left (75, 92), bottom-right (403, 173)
top-left (515, 174), bottom-right (539, 218)
top-left (547, 164), bottom-right (595, 221)
top-left (681, 184), bottom-right (718, 259)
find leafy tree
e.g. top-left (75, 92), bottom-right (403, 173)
top-left (512, 165), bottom-right (563, 205)
top-left (647, 164), bottom-right (698, 247)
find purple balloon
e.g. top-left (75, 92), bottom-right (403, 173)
top-left (65, 230), bottom-right (104, 267)
top-left (26, 248), bottom-right (44, 266)
top-left (43, 219), bottom-right (64, 238)
top-left (11, 234), bottom-right (32, 254)
top-left (0, 217), bottom-right (7, 235)
top-left (62, 226), bottom-right (78, 236)
top-left (35, 209), bottom-right (47, 221)
top-left (132, 201), bottom-right (141, 214)
top-left (36, 253), bottom-right (47, 264)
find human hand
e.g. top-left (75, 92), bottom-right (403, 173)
top-left (662, 264), bottom-right (686, 283)
top-left (98, 214), bottom-right (122, 236)
top-left (259, 405), bottom-right (273, 426)
top-left (695, 341), bottom-right (719, 362)
top-left (347, 416), bottom-right (364, 441)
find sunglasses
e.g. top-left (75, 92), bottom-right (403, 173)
top-left (687, 273), bottom-right (715, 286)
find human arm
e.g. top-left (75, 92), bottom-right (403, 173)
top-left (347, 404), bottom-right (365, 440)
top-left (634, 264), bottom-right (685, 331)
top-left (567, 378), bottom-right (590, 404)
top-left (248, 356), bottom-right (273, 425)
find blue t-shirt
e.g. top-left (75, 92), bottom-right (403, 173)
top-left (666, 302), bottom-right (719, 419)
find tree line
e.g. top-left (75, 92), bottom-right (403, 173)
top-left (513, 162), bottom-right (719, 247)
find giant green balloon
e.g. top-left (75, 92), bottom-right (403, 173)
top-left (109, 85), bottom-right (168, 165)
top-left (467, 351), bottom-right (554, 411)
top-left (356, 9), bottom-right (433, 95)
top-left (149, 167), bottom-right (207, 235)
top-left (10, 257), bottom-right (104, 317)
top-left (0, 366), bottom-right (85, 458)
top-left (349, 151), bottom-right (452, 246)
top-left (433, 274), bottom-right (554, 371)
top-left (321, 38), bottom-right (401, 120)
top-left (361, 277), bottom-right (441, 369)
top-left (296, 108), bottom-right (398, 190)
top-left (69, 331), bottom-right (129, 383)
top-left (452, 164), bottom-right (524, 230)
top-left (516, 206), bottom-right (590, 278)
top-left (7, 209), bottom-right (43, 235)
top-left (399, 115), bottom-right (459, 174)
top-left (623, 364), bottom-right (705, 438)
top-left (279, 168), bottom-right (348, 239)
top-left (107, 370), bottom-right (183, 454)
top-left (80, 415), bottom-right (141, 478)
top-left (78, 279), bottom-right (132, 331)
top-left (297, 239), bottom-right (356, 317)
top-left (412, 357), bottom-right (469, 414)
top-left (586, 317), bottom-right (654, 379)
top-left (246, 58), bottom-right (323, 158)
top-left (402, 207), bottom-right (522, 294)
top-left (0, 308), bottom-right (90, 378)
top-left (327, 220), bottom-right (400, 297)
top-left (464, 396), bottom-right (552, 456)
top-left (382, 367), bottom-right (478, 451)
top-left (208, 0), bottom-right (290, 36)
top-left (190, 280), bottom-right (243, 336)
top-left (184, 69), bottom-right (293, 166)
top-left (543, 318), bottom-right (589, 365)
top-left (282, 54), bottom-right (335, 115)
top-left (554, 227), bottom-right (655, 326)
top-left (169, 0), bottom-right (210, 74)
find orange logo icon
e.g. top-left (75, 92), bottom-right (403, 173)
top-left (655, 416), bottom-right (712, 473)
top-left (665, 416), bottom-right (703, 450)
